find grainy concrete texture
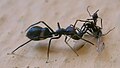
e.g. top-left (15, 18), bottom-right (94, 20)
top-left (0, 0), bottom-right (119, 68)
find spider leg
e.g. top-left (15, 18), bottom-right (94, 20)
top-left (102, 27), bottom-right (115, 36)
top-left (65, 36), bottom-right (79, 56)
top-left (80, 38), bottom-right (94, 45)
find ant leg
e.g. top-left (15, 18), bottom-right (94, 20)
top-left (25, 21), bottom-right (43, 31)
top-left (73, 19), bottom-right (84, 27)
top-left (80, 38), bottom-right (94, 45)
top-left (79, 20), bottom-right (90, 22)
top-left (46, 35), bottom-right (61, 63)
top-left (102, 27), bottom-right (115, 36)
top-left (25, 21), bottom-right (54, 33)
top-left (73, 19), bottom-right (91, 29)
top-left (66, 37), bottom-right (72, 42)
top-left (11, 36), bottom-right (48, 54)
top-left (65, 36), bottom-right (79, 56)
top-left (11, 40), bottom-right (32, 54)
top-left (73, 19), bottom-right (89, 32)
top-left (87, 18), bottom-right (93, 20)
top-left (74, 34), bottom-right (94, 45)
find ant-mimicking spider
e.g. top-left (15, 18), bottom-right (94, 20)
top-left (86, 6), bottom-right (103, 28)
top-left (11, 21), bottom-right (94, 63)
top-left (78, 20), bottom-right (114, 52)
top-left (73, 6), bottom-right (115, 52)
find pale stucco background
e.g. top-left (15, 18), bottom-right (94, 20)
top-left (0, 0), bottom-right (120, 68)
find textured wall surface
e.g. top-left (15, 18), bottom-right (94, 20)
top-left (0, 0), bottom-right (119, 68)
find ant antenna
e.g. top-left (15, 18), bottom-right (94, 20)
top-left (87, 6), bottom-right (92, 17)
top-left (57, 22), bottom-right (61, 29)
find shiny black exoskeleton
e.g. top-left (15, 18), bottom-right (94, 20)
top-left (11, 21), bottom-right (54, 54)
top-left (26, 26), bottom-right (53, 41)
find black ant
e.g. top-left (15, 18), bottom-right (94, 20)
top-left (10, 20), bottom-right (94, 63)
